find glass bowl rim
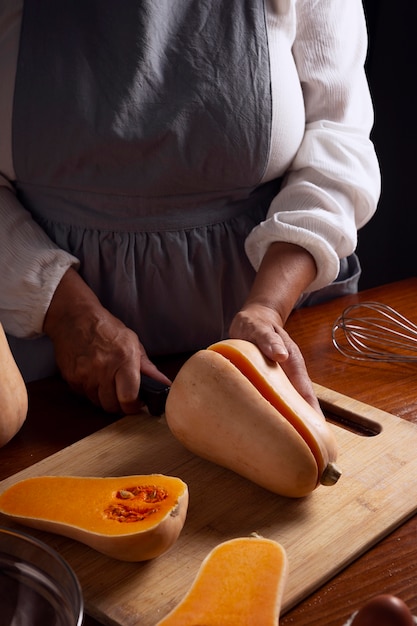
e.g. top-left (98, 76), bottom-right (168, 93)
top-left (0, 525), bottom-right (84, 625)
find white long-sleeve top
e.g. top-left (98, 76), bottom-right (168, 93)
top-left (0, 0), bottom-right (380, 338)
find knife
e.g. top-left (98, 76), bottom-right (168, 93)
top-left (139, 374), bottom-right (170, 416)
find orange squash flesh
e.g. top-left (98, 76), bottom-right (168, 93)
top-left (208, 339), bottom-right (338, 481)
top-left (0, 474), bottom-right (188, 561)
top-left (156, 535), bottom-right (288, 626)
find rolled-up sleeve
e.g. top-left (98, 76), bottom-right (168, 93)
top-left (0, 188), bottom-right (79, 337)
top-left (246, 0), bottom-right (381, 292)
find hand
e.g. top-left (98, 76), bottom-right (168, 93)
top-left (229, 303), bottom-right (321, 413)
top-left (228, 241), bottom-right (321, 412)
top-left (44, 269), bottom-right (171, 414)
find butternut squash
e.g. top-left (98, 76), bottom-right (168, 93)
top-left (0, 474), bottom-right (188, 561)
top-left (0, 323), bottom-right (28, 447)
top-left (156, 535), bottom-right (288, 626)
top-left (165, 338), bottom-right (340, 498)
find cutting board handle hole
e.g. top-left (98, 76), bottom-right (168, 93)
top-left (324, 409), bottom-right (382, 437)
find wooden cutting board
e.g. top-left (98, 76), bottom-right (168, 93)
top-left (1, 384), bottom-right (417, 626)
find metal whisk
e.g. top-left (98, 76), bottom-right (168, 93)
top-left (332, 301), bottom-right (417, 363)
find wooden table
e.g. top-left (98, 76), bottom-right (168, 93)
top-left (1, 277), bottom-right (417, 625)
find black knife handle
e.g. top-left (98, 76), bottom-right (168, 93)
top-left (139, 375), bottom-right (170, 416)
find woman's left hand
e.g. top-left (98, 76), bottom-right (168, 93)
top-left (229, 301), bottom-right (322, 414)
top-left (229, 241), bottom-right (320, 411)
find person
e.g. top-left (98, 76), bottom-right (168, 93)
top-left (0, 0), bottom-right (380, 416)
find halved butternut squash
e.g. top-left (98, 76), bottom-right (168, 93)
top-left (0, 474), bottom-right (188, 561)
top-left (156, 535), bottom-right (288, 626)
top-left (165, 339), bottom-right (340, 497)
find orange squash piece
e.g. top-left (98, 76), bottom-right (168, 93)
top-left (156, 535), bottom-right (288, 626)
top-left (0, 474), bottom-right (188, 561)
top-left (165, 339), bottom-right (340, 497)
top-left (0, 322), bottom-right (28, 447)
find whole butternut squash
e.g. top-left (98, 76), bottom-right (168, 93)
top-left (165, 338), bottom-right (340, 498)
top-left (0, 474), bottom-right (188, 561)
top-left (0, 323), bottom-right (28, 447)
top-left (156, 535), bottom-right (288, 626)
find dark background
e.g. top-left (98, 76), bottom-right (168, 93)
top-left (357, 2), bottom-right (417, 288)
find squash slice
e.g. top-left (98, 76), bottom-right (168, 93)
top-left (156, 535), bottom-right (288, 626)
top-left (0, 474), bottom-right (188, 561)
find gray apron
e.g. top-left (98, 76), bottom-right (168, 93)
top-left (12, 0), bottom-right (280, 379)
top-left (11, 1), bottom-right (360, 381)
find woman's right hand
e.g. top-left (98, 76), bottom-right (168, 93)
top-left (43, 268), bottom-right (171, 414)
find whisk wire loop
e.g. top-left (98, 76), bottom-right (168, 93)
top-left (332, 301), bottom-right (417, 362)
